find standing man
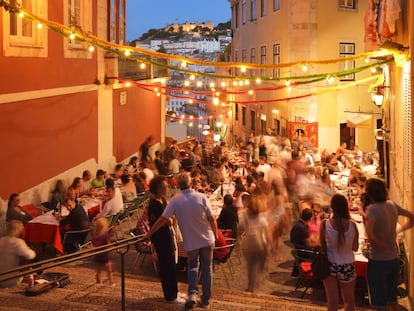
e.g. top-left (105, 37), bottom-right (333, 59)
top-left (364, 178), bottom-right (414, 311)
top-left (146, 173), bottom-right (217, 309)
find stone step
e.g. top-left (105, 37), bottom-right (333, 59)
top-left (0, 264), bottom-right (328, 311)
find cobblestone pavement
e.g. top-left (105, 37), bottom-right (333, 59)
top-left (0, 230), bottom-right (411, 310)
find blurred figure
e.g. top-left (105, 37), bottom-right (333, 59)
top-left (91, 217), bottom-right (114, 285)
top-left (0, 220), bottom-right (36, 288)
top-left (320, 194), bottom-right (358, 311)
top-left (126, 156), bottom-right (139, 175)
top-left (6, 193), bottom-right (33, 225)
top-left (140, 135), bottom-right (155, 164)
top-left (91, 169), bottom-right (106, 188)
top-left (81, 170), bottom-right (93, 194)
top-left (67, 177), bottom-right (83, 200)
top-left (50, 180), bottom-right (66, 211)
top-left (96, 179), bottom-right (124, 218)
top-left (120, 174), bottom-right (137, 202)
top-left (217, 194), bottom-right (238, 237)
top-left (154, 150), bottom-right (168, 175)
top-left (238, 194), bottom-right (270, 292)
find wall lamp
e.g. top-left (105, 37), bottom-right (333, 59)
top-left (371, 85), bottom-right (388, 107)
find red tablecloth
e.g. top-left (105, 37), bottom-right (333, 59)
top-left (23, 222), bottom-right (63, 254)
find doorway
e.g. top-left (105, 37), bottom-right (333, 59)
top-left (340, 123), bottom-right (355, 149)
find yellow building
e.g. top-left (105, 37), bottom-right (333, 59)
top-left (228, 0), bottom-right (413, 303)
top-left (228, 0), bottom-right (383, 153)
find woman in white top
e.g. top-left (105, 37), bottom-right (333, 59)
top-left (320, 194), bottom-right (358, 311)
top-left (0, 220), bottom-right (36, 288)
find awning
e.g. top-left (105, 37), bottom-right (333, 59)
top-left (346, 113), bottom-right (373, 128)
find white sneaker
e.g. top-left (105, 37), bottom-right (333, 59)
top-left (177, 292), bottom-right (187, 299)
top-left (167, 296), bottom-right (186, 304)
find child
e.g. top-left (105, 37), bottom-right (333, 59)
top-left (91, 217), bottom-right (114, 286)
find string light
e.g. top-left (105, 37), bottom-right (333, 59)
top-left (88, 45), bottom-right (95, 52)
top-left (139, 63), bottom-right (146, 69)
top-left (69, 33), bottom-right (76, 40)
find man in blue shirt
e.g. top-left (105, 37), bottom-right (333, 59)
top-left (147, 173), bottom-right (217, 309)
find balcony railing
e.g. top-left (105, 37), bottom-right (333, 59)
top-left (117, 54), bottom-right (169, 81)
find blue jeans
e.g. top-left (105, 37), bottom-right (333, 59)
top-left (186, 244), bottom-right (214, 305)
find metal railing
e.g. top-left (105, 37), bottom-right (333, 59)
top-left (0, 234), bottom-right (146, 311)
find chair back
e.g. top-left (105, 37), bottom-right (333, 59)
top-left (22, 204), bottom-right (40, 217)
top-left (62, 228), bottom-right (91, 253)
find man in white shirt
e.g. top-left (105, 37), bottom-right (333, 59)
top-left (168, 154), bottom-right (181, 175)
top-left (256, 155), bottom-right (271, 182)
top-left (97, 180), bottom-right (123, 218)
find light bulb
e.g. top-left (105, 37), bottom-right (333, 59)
top-left (69, 33), bottom-right (76, 40)
top-left (140, 63), bottom-right (146, 69)
top-left (124, 50), bottom-right (131, 56)
top-left (240, 66), bottom-right (247, 73)
top-left (37, 23), bottom-right (43, 29)
top-left (88, 46), bottom-right (95, 52)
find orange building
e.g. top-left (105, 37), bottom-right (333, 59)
top-left (0, 1), bottom-right (162, 205)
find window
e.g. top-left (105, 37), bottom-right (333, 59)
top-left (242, 49), bottom-right (247, 63)
top-left (273, 43), bottom-right (280, 79)
top-left (339, 42), bottom-right (355, 81)
top-left (242, 0), bottom-right (247, 25)
top-left (3, 0), bottom-right (47, 57)
top-left (234, 50), bottom-right (239, 76)
top-left (109, 0), bottom-right (117, 42)
top-left (234, 1), bottom-right (239, 28)
top-left (119, 0), bottom-right (125, 45)
top-left (260, 45), bottom-right (266, 78)
top-left (260, 0), bottom-right (267, 17)
top-left (235, 104), bottom-right (239, 121)
top-left (242, 106), bottom-right (247, 126)
top-left (339, 0), bottom-right (356, 9)
top-left (273, 0), bottom-right (280, 11)
top-left (64, 0), bottom-right (92, 58)
top-left (250, 47), bottom-right (256, 76)
top-left (250, 0), bottom-right (256, 21)
top-left (250, 110), bottom-right (256, 131)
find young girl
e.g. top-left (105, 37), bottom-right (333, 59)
top-left (91, 217), bottom-right (114, 286)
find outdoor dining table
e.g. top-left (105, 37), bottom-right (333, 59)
top-left (23, 198), bottom-right (102, 254)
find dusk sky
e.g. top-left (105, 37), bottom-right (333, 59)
top-left (126, 0), bottom-right (231, 41)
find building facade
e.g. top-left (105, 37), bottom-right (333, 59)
top-left (228, 0), bottom-right (413, 301)
top-left (0, 0), bottom-right (162, 208)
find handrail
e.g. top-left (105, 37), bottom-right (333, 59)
top-left (0, 233), bottom-right (146, 311)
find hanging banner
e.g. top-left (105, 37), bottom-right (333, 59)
top-left (287, 122), bottom-right (319, 147)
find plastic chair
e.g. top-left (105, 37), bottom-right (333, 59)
top-left (62, 228), bottom-right (91, 254)
top-left (22, 204), bottom-right (41, 217)
top-left (212, 242), bottom-right (235, 288)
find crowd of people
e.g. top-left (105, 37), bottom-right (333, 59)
top-left (2, 131), bottom-right (414, 311)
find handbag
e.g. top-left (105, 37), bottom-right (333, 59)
top-left (311, 248), bottom-right (330, 280)
top-left (311, 220), bottom-right (330, 280)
